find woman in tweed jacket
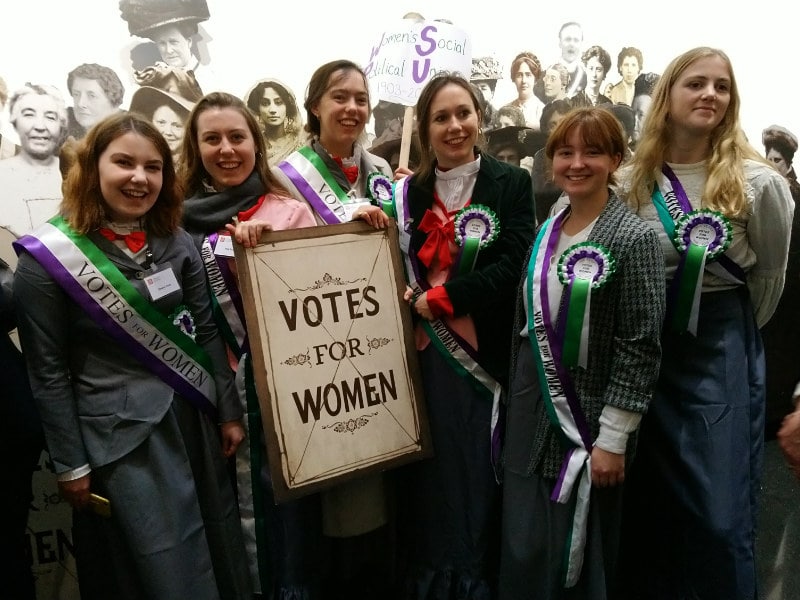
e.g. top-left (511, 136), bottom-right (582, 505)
top-left (499, 107), bottom-right (665, 599)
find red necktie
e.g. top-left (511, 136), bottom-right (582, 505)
top-left (332, 156), bottom-right (359, 184)
top-left (99, 228), bottom-right (147, 253)
top-left (417, 209), bottom-right (454, 269)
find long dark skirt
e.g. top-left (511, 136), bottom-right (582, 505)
top-left (499, 339), bottom-right (623, 600)
top-left (619, 288), bottom-right (764, 600)
top-left (74, 396), bottom-right (251, 600)
top-left (236, 354), bottom-right (324, 600)
top-left (395, 345), bottom-right (501, 600)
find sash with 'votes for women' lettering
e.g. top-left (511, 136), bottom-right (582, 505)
top-left (278, 146), bottom-right (369, 224)
top-left (201, 232), bottom-right (248, 359)
top-left (527, 208), bottom-right (598, 589)
top-left (14, 216), bottom-right (219, 419)
top-left (388, 176), bottom-right (504, 474)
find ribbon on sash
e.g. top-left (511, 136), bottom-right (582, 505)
top-left (14, 216), bottom-right (219, 419)
top-left (277, 146), bottom-right (368, 224)
top-left (201, 233), bottom-right (248, 358)
top-left (390, 178), bottom-right (504, 476)
top-left (653, 164), bottom-right (740, 334)
top-left (557, 242), bottom-right (614, 368)
top-left (526, 209), bottom-right (596, 588)
top-left (454, 204), bottom-right (500, 276)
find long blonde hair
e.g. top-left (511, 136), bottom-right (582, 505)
top-left (626, 47), bottom-right (767, 217)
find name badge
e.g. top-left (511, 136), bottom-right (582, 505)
top-left (214, 234), bottom-right (235, 257)
top-left (145, 265), bottom-right (180, 301)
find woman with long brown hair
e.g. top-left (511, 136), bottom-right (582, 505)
top-left (14, 112), bottom-right (250, 599)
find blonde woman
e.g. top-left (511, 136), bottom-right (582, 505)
top-left (617, 47), bottom-right (794, 599)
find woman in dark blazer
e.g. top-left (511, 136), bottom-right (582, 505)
top-left (388, 73), bottom-right (535, 598)
top-left (498, 108), bottom-right (665, 599)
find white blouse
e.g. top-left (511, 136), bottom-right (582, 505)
top-left (434, 156), bottom-right (480, 213)
top-left (618, 159), bottom-right (793, 326)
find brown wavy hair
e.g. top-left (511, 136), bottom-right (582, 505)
top-left (303, 59), bottom-right (371, 139)
top-left (545, 107), bottom-right (626, 187)
top-left (415, 73), bottom-right (485, 181)
top-left (178, 91), bottom-right (288, 197)
top-left (61, 112), bottom-right (182, 235)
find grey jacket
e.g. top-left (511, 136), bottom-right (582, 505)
top-left (14, 228), bottom-right (240, 474)
top-left (505, 193), bottom-right (666, 479)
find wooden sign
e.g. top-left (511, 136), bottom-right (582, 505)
top-left (234, 221), bottom-right (431, 502)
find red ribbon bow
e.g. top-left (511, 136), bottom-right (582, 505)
top-left (332, 156), bottom-right (359, 184)
top-left (417, 209), bottom-right (454, 269)
top-left (99, 228), bottom-right (147, 253)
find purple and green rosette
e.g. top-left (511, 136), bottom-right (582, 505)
top-left (672, 209), bottom-right (732, 334)
top-left (366, 172), bottom-right (395, 217)
top-left (557, 242), bottom-right (615, 368)
top-left (454, 204), bottom-right (500, 275)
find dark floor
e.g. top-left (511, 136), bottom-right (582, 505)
top-left (756, 439), bottom-right (800, 600)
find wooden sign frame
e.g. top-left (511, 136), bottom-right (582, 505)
top-left (234, 221), bottom-right (431, 502)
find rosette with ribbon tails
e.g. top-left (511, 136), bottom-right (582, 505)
top-left (672, 209), bottom-right (732, 335)
top-left (453, 204), bottom-right (500, 275)
top-left (366, 172), bottom-right (394, 215)
top-left (557, 242), bottom-right (615, 368)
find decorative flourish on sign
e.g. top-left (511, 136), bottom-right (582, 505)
top-left (294, 272), bottom-right (366, 292)
top-left (366, 336), bottom-right (392, 354)
top-left (322, 412), bottom-right (379, 434)
top-left (282, 348), bottom-right (312, 367)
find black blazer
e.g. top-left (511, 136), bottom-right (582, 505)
top-left (406, 152), bottom-right (535, 383)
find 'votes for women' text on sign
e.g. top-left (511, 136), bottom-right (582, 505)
top-left (234, 222), bottom-right (431, 502)
top-left (364, 20), bottom-right (472, 106)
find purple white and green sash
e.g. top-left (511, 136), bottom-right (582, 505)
top-left (277, 146), bottom-right (367, 224)
top-left (390, 177), bottom-right (504, 472)
top-left (200, 236), bottom-right (264, 589)
top-left (201, 233), bottom-right (248, 358)
top-left (526, 208), bottom-right (597, 588)
top-left (15, 216), bottom-right (219, 419)
top-left (653, 164), bottom-right (742, 334)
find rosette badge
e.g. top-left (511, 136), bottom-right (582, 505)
top-left (366, 172), bottom-right (393, 205)
top-left (673, 208), bottom-right (732, 260)
top-left (557, 242), bottom-right (615, 368)
top-left (557, 242), bottom-right (615, 289)
top-left (671, 209), bottom-right (732, 335)
top-left (453, 204), bottom-right (500, 274)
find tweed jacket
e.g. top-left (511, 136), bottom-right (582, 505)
top-left (14, 228), bottom-right (240, 475)
top-left (405, 152), bottom-right (535, 384)
top-left (505, 193), bottom-right (666, 479)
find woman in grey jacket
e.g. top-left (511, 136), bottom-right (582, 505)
top-left (499, 107), bottom-right (665, 599)
top-left (13, 113), bottom-right (250, 600)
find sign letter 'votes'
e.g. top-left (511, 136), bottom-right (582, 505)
top-left (363, 19), bottom-right (473, 106)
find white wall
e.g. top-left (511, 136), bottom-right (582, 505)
top-left (0, 0), bottom-right (796, 147)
